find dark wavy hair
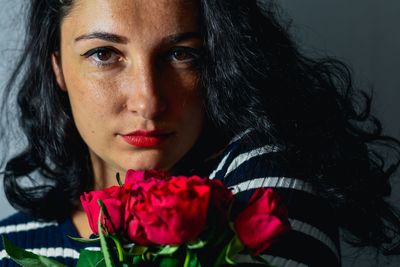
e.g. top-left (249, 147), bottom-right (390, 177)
top-left (2, 0), bottom-right (400, 255)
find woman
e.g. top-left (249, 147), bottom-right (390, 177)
top-left (1, 0), bottom-right (400, 266)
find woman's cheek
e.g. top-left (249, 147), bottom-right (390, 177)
top-left (163, 71), bottom-right (201, 114)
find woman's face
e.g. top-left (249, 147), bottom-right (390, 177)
top-left (52, 0), bottom-right (203, 181)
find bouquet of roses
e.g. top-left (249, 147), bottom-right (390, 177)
top-left (3, 170), bottom-right (291, 267)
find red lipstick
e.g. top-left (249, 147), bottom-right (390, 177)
top-left (121, 130), bottom-right (172, 148)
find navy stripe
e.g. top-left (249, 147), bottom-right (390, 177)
top-left (0, 212), bottom-right (38, 226)
top-left (207, 130), bottom-right (341, 266)
top-left (277, 189), bottom-right (339, 242)
top-left (1, 258), bottom-right (20, 267)
top-left (222, 151), bottom-right (315, 185)
top-left (0, 213), bottom-right (97, 267)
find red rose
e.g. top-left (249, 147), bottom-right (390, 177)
top-left (80, 186), bottom-right (125, 235)
top-left (124, 171), bottom-right (212, 245)
top-left (125, 169), bottom-right (166, 184)
top-left (206, 179), bottom-right (233, 226)
top-left (234, 188), bottom-right (291, 255)
top-left (123, 177), bottom-right (160, 245)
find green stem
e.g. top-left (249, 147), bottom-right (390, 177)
top-left (109, 235), bottom-right (125, 262)
top-left (183, 249), bottom-right (191, 267)
top-left (98, 201), bottom-right (116, 267)
top-left (98, 199), bottom-right (118, 234)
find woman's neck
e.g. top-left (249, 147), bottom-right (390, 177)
top-left (72, 209), bottom-right (93, 239)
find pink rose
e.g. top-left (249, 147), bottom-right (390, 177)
top-left (234, 188), bottom-right (291, 255)
top-left (80, 186), bottom-right (125, 235)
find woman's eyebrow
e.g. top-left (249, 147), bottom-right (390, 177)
top-left (163, 32), bottom-right (201, 44)
top-left (75, 32), bottom-right (129, 44)
top-left (74, 31), bottom-right (200, 45)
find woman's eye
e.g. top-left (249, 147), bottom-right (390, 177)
top-left (81, 47), bottom-right (122, 67)
top-left (95, 50), bottom-right (113, 61)
top-left (167, 47), bottom-right (200, 64)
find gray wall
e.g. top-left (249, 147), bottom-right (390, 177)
top-left (1, 1), bottom-right (399, 266)
top-left (0, 1), bottom-right (24, 218)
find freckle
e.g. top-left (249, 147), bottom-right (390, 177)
top-left (91, 130), bottom-right (95, 134)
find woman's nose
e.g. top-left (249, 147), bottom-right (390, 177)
top-left (124, 61), bottom-right (167, 120)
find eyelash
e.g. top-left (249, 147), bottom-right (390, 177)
top-left (164, 47), bottom-right (201, 65)
top-left (81, 47), bottom-right (121, 68)
top-left (80, 46), bottom-right (201, 68)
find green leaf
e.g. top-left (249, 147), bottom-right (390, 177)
top-left (159, 257), bottom-right (180, 267)
top-left (187, 240), bottom-right (207, 250)
top-left (76, 249), bottom-right (105, 267)
top-left (38, 256), bottom-right (67, 267)
top-left (109, 235), bottom-right (124, 262)
top-left (132, 255), bottom-right (144, 265)
top-left (98, 199), bottom-right (114, 231)
top-left (154, 245), bottom-right (179, 256)
top-left (67, 235), bottom-right (100, 244)
top-left (2, 235), bottom-right (66, 267)
top-left (225, 235), bottom-right (245, 264)
top-left (98, 201), bottom-right (116, 267)
top-left (212, 235), bottom-right (244, 267)
top-left (126, 245), bottom-right (147, 256)
top-left (212, 245), bottom-right (232, 267)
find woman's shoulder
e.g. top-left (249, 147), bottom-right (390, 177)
top-left (0, 212), bottom-right (92, 266)
top-left (208, 130), bottom-right (342, 266)
top-left (0, 211), bottom-right (62, 248)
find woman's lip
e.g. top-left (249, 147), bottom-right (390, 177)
top-left (122, 130), bottom-right (172, 137)
top-left (121, 130), bottom-right (173, 148)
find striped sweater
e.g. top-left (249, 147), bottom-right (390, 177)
top-left (0, 131), bottom-right (341, 266)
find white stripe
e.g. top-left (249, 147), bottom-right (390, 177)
top-left (229, 176), bottom-right (316, 195)
top-left (0, 250), bottom-right (9, 260)
top-left (225, 145), bottom-right (282, 177)
top-left (208, 129), bottom-right (253, 179)
top-left (232, 254), bottom-right (308, 267)
top-left (0, 247), bottom-right (80, 260)
top-left (289, 219), bottom-right (340, 260)
top-left (0, 221), bottom-right (58, 234)
top-left (229, 177), bottom-right (339, 260)
top-left (85, 247), bottom-right (101, 251)
top-left (209, 151), bottom-right (231, 179)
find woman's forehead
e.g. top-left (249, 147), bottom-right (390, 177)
top-left (62, 0), bottom-right (199, 43)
